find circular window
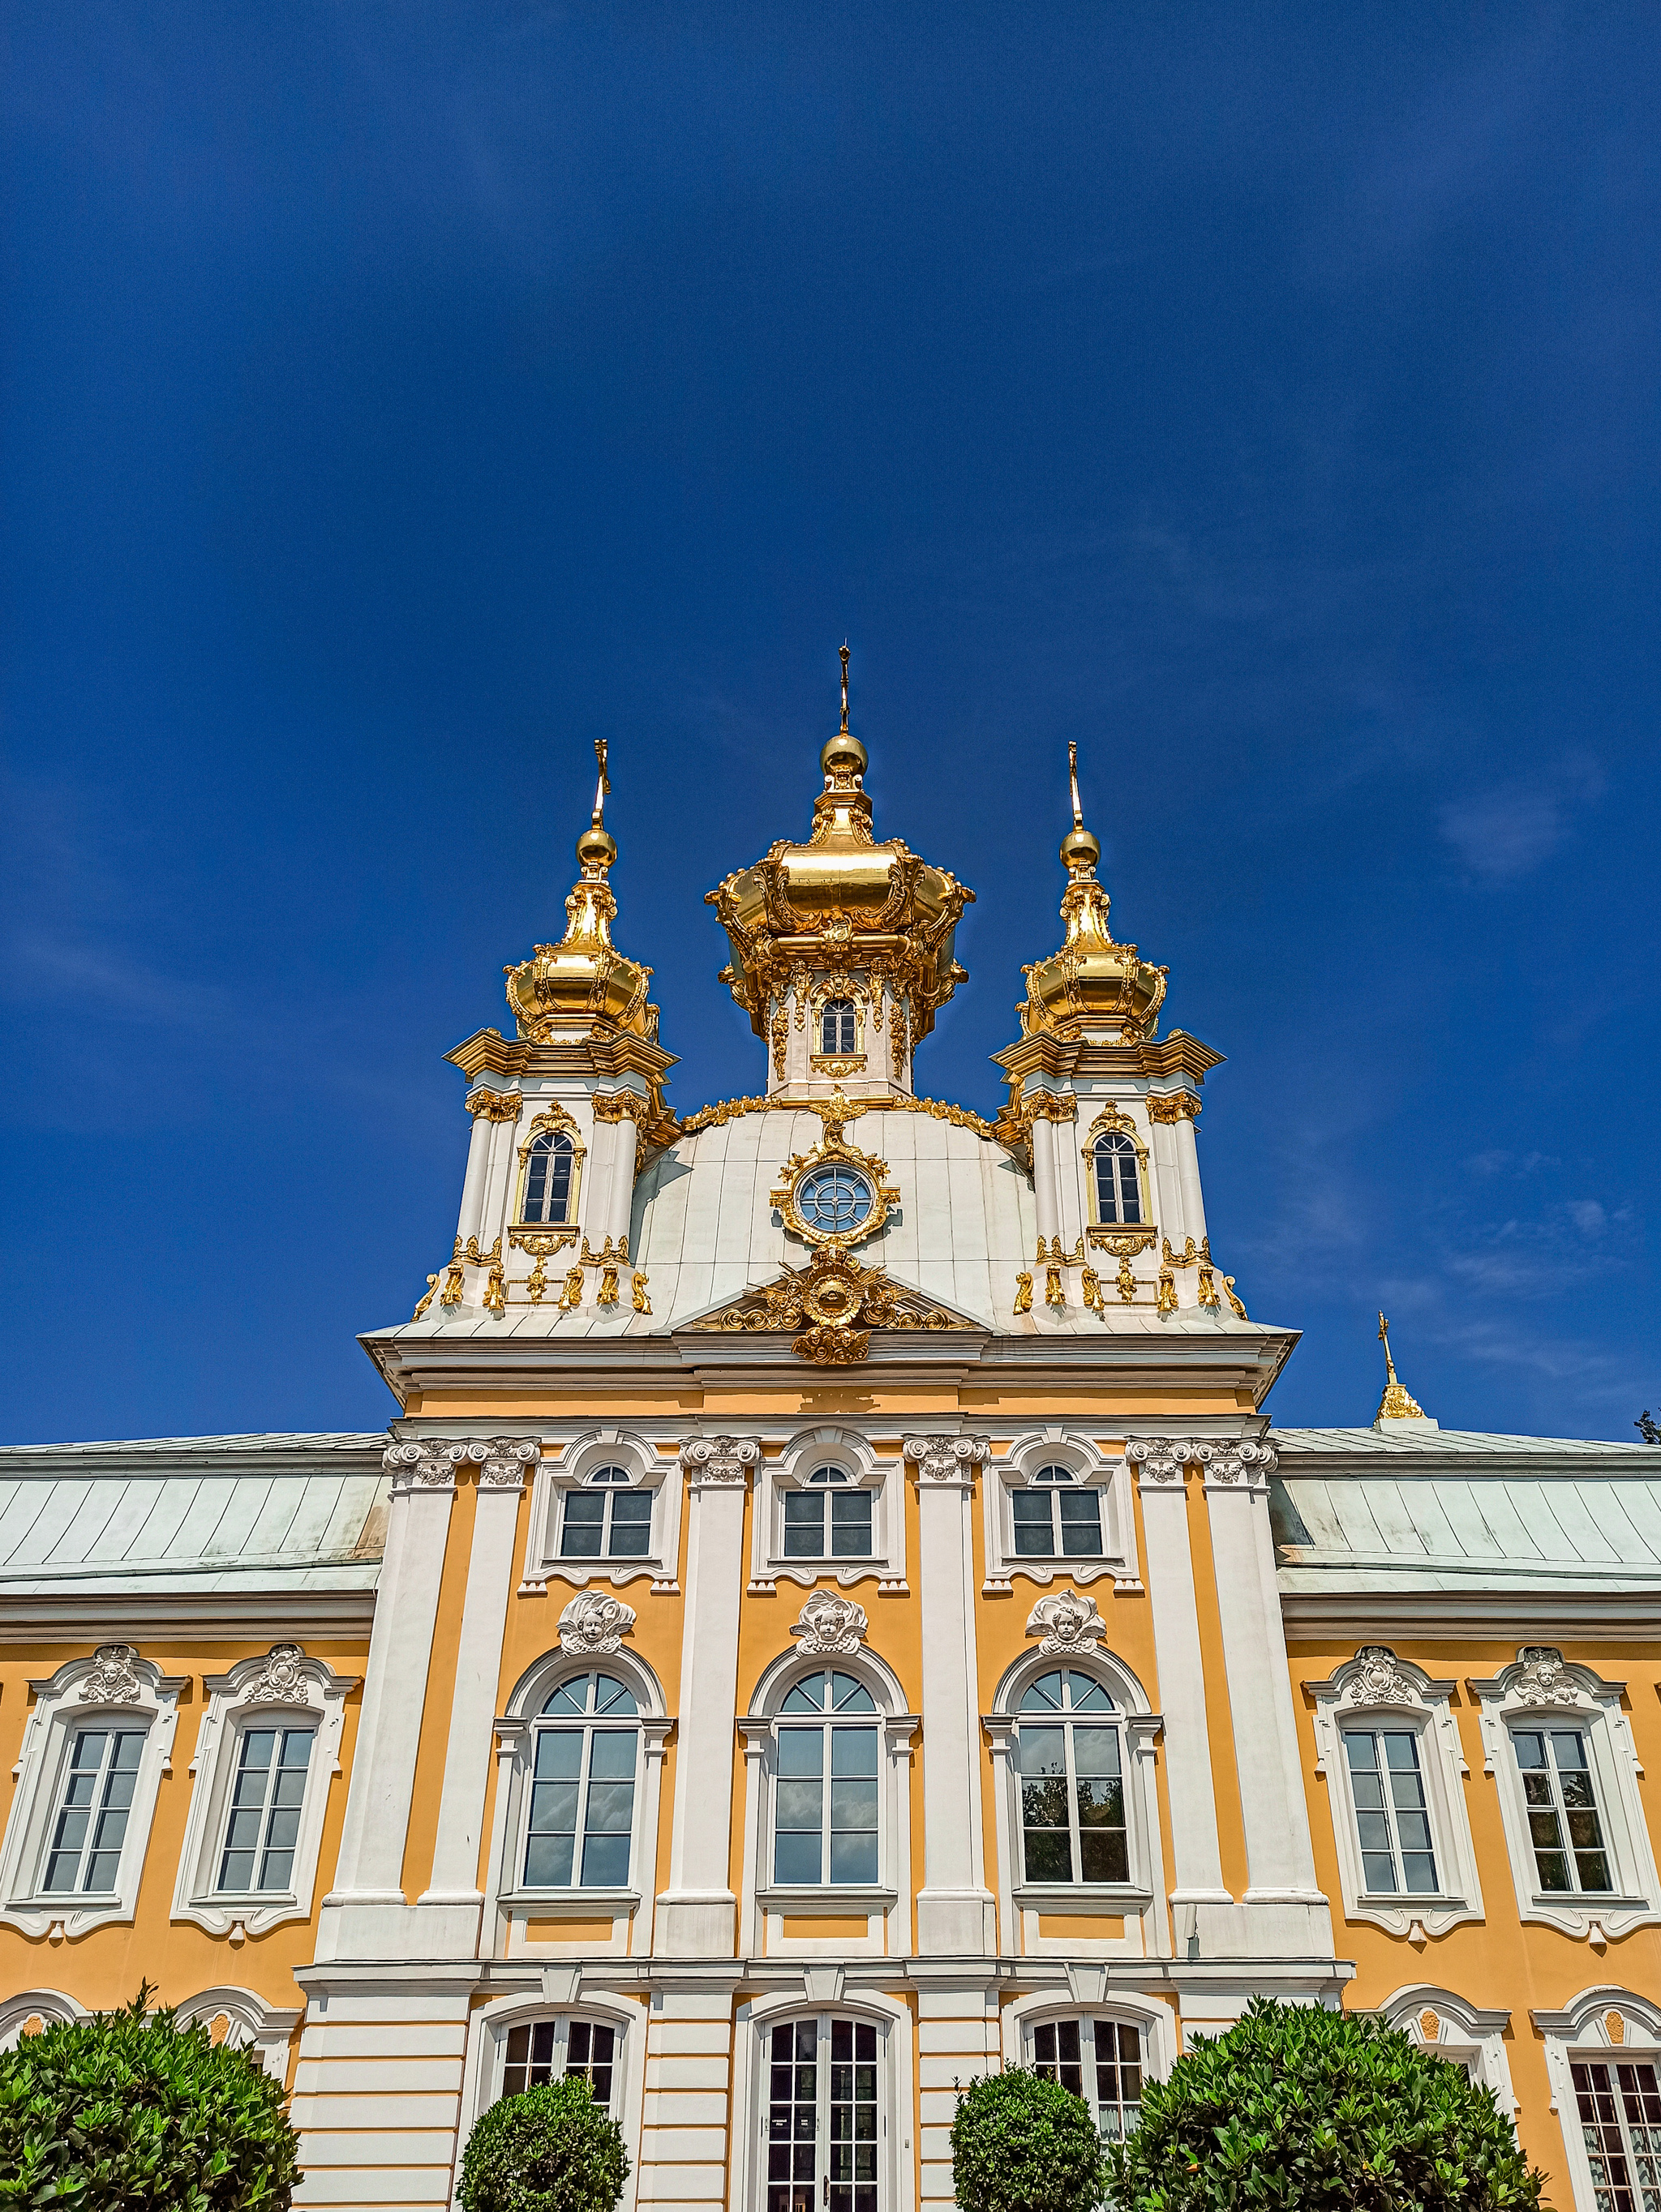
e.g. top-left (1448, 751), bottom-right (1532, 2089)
top-left (796, 1164), bottom-right (874, 1233)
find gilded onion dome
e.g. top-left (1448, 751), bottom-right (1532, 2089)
top-left (504, 741), bottom-right (659, 1043)
top-left (705, 648), bottom-right (974, 1052)
top-left (1017, 744), bottom-right (1168, 1043)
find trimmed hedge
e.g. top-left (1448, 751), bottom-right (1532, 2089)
top-left (0, 1987), bottom-right (298, 2210)
top-left (951, 2064), bottom-right (1105, 2212)
top-left (459, 2072), bottom-right (631, 2212)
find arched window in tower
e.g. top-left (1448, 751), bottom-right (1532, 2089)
top-left (820, 999), bottom-right (858, 1056)
top-left (1092, 1134), bottom-right (1142, 1226)
top-left (521, 1131), bottom-right (575, 1224)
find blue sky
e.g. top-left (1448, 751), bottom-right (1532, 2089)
top-left (3, 3), bottom-right (1658, 1445)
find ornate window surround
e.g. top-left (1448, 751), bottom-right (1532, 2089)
top-left (749, 1427), bottom-right (907, 1595)
top-left (0, 1645), bottom-right (187, 1940)
top-left (458, 1984), bottom-right (648, 2212)
top-left (513, 1104), bottom-right (586, 1229)
top-left (521, 1429), bottom-right (682, 1596)
top-left (1531, 1987), bottom-right (1661, 2212)
top-left (1304, 1647), bottom-right (1484, 1940)
top-left (983, 1623), bottom-right (1166, 1948)
top-left (731, 1985), bottom-right (916, 2212)
top-left (810, 984), bottom-right (868, 1073)
top-left (1080, 1104), bottom-right (1153, 1230)
top-left (172, 1986), bottom-right (303, 2082)
top-left (981, 1432), bottom-right (1139, 1595)
top-left (0, 1987), bottom-right (84, 2050)
top-left (1000, 1983), bottom-right (1179, 2082)
top-left (737, 1631), bottom-right (918, 1956)
top-left (170, 1644), bottom-right (358, 1940)
top-left (1466, 1648), bottom-right (1659, 1943)
top-left (1374, 1984), bottom-right (1517, 2111)
top-left (484, 1641), bottom-right (672, 1938)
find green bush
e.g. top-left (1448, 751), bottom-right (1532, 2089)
top-left (1105, 1996), bottom-right (1545, 2212)
top-left (460, 2072), bottom-right (631, 2212)
top-left (951, 2064), bottom-right (1106, 2212)
top-left (0, 1987), bottom-right (298, 2210)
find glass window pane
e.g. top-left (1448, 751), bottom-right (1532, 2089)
top-left (783, 1492), bottom-right (826, 1557)
top-left (830, 1490), bottom-right (873, 1558)
top-left (560, 1493), bottom-right (605, 1557)
top-left (1012, 1492), bottom-right (1056, 1555)
top-left (1059, 1490), bottom-right (1103, 1556)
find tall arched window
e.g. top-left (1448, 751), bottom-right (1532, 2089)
top-left (820, 999), bottom-right (858, 1055)
top-left (521, 1130), bottom-right (575, 1224)
top-left (775, 1670), bottom-right (879, 1884)
top-left (1092, 1134), bottom-right (1141, 1225)
top-left (500, 2015), bottom-right (620, 2111)
top-left (1016, 1669), bottom-right (1127, 1884)
top-left (523, 1673), bottom-right (639, 1888)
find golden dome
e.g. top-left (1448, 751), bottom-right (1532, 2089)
top-left (504, 741), bottom-right (659, 1043)
top-left (706, 651), bottom-right (974, 1048)
top-left (1018, 746), bottom-right (1167, 1044)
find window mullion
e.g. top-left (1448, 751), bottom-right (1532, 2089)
top-left (1064, 1724), bottom-right (1084, 1882)
top-left (576, 1725), bottom-right (596, 1883)
top-left (821, 1728), bottom-right (831, 1884)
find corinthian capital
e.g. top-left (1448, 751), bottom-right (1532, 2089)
top-left (680, 1434), bottom-right (762, 1486)
top-left (903, 1434), bottom-right (989, 1483)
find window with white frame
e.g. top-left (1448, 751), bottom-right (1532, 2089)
top-left (1469, 1648), bottom-right (1660, 1942)
top-left (1031, 2017), bottom-right (1144, 2141)
top-left (1016, 1670), bottom-right (1127, 1884)
top-left (523, 1674), bottom-right (640, 1889)
top-left (785, 1465), bottom-right (872, 1560)
top-left (1304, 1648), bottom-right (1484, 1940)
top-left (521, 1130), bottom-right (577, 1224)
top-left (1012, 1464), bottom-right (1104, 1560)
top-left (1571, 2060), bottom-right (1660, 2212)
top-left (774, 1670), bottom-right (880, 1886)
top-left (765, 2015), bottom-right (881, 2212)
top-left (498, 2015), bottom-right (621, 2111)
top-left (0, 1647), bottom-right (184, 1943)
top-left (216, 1725), bottom-right (314, 1893)
top-left (1092, 1134), bottom-right (1142, 1226)
top-left (819, 1000), bottom-right (859, 1056)
top-left (560, 1465), bottom-right (654, 1561)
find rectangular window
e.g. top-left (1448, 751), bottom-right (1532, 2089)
top-left (524, 1726), bottom-right (637, 1888)
top-left (1572, 2060), bottom-right (1661, 2212)
top-left (1514, 1730), bottom-right (1612, 1893)
top-left (217, 1725), bottom-right (315, 1893)
top-left (783, 1488), bottom-right (872, 1559)
top-left (560, 1488), bottom-right (653, 1560)
top-left (1019, 1723), bottom-right (1127, 1884)
top-left (774, 1725), bottom-right (878, 1884)
top-left (1343, 1729), bottom-right (1438, 1894)
top-left (1033, 2018), bottom-right (1143, 2142)
top-left (1011, 1490), bottom-right (1102, 1558)
top-left (42, 1729), bottom-right (144, 1895)
top-left (500, 2017), bottom-right (617, 2110)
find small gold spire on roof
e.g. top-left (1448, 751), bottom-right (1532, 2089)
top-left (839, 641), bottom-right (851, 735)
top-left (1376, 1312), bottom-right (1428, 1423)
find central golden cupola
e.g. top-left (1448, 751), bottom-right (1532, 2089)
top-left (706, 647), bottom-right (974, 1098)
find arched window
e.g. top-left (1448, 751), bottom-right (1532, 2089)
top-left (784, 1465), bottom-right (872, 1561)
top-left (1016, 1670), bottom-right (1127, 1884)
top-left (820, 999), bottom-right (858, 1056)
top-left (775, 1670), bottom-right (879, 1885)
top-left (521, 1130), bottom-right (575, 1224)
top-left (1092, 1134), bottom-right (1141, 1225)
top-left (1031, 2016), bottom-right (1144, 2141)
top-left (524, 1673), bottom-right (639, 1888)
top-left (560, 1466), bottom-right (653, 1561)
top-left (500, 2014), bottom-right (620, 2112)
top-left (1011, 1464), bottom-right (1103, 1560)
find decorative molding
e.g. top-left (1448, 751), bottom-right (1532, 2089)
top-left (1123, 1437), bottom-right (1195, 1485)
top-left (558, 1591), bottom-right (637, 1657)
top-left (1025, 1589), bottom-right (1107, 1657)
top-left (591, 1091), bottom-right (652, 1124)
top-left (1510, 1645), bottom-right (1584, 1707)
top-left (1341, 1646), bottom-right (1419, 1708)
top-left (790, 1592), bottom-right (869, 1656)
top-left (509, 1228), bottom-right (579, 1258)
top-left (674, 1090), bottom-right (1002, 1145)
top-left (1146, 1092), bottom-right (1201, 1122)
top-left (691, 1244), bottom-right (969, 1361)
top-left (383, 1441), bottom-right (454, 1490)
top-left (680, 1434), bottom-right (763, 1486)
top-left (244, 1644), bottom-right (311, 1708)
top-left (466, 1087), bottom-right (524, 1121)
top-left (1205, 1438), bottom-right (1277, 1485)
top-left (516, 1102), bottom-right (586, 1164)
top-left (903, 1434), bottom-right (989, 1484)
top-left (83, 1644), bottom-right (143, 1707)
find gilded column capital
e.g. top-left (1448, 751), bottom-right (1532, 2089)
top-left (591, 1091), bottom-right (651, 1124)
top-left (466, 1087), bottom-right (524, 1122)
top-left (1146, 1092), bottom-right (1201, 1123)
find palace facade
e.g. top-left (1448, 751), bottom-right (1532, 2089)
top-left (2, 694), bottom-right (1658, 2212)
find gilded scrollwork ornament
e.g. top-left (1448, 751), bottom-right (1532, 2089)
top-left (1013, 1271), bottom-right (1033, 1314)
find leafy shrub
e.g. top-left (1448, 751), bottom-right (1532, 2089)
top-left (951, 2064), bottom-right (1105, 2212)
top-left (460, 2072), bottom-right (631, 2212)
top-left (0, 1987), bottom-right (298, 2210)
top-left (1105, 1996), bottom-right (1545, 2212)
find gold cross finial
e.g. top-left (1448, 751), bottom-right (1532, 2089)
top-left (1068, 740), bottom-right (1084, 830)
top-left (592, 736), bottom-right (611, 826)
top-left (839, 641), bottom-right (850, 734)
top-left (1377, 1310), bottom-right (1398, 1383)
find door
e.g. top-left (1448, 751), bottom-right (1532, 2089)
top-left (766, 2016), bottom-right (881, 2212)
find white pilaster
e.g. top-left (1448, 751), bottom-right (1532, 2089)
top-left (1029, 1114), bottom-right (1060, 1252)
top-left (455, 1106), bottom-right (494, 1249)
top-left (903, 1434), bottom-right (997, 1956)
top-left (419, 1441), bottom-right (538, 1918)
top-left (1148, 1117), bottom-right (1187, 1244)
top-left (657, 1436), bottom-right (760, 1956)
top-left (479, 1114), bottom-right (518, 1248)
top-left (1174, 1112), bottom-right (1208, 1245)
top-left (322, 1447), bottom-right (457, 1950)
top-left (607, 1115), bottom-right (640, 1250)
top-left (1126, 1446), bottom-right (1229, 1911)
top-left (1200, 1442), bottom-right (1328, 1945)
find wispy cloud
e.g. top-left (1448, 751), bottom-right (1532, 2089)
top-left (1439, 757), bottom-right (1605, 881)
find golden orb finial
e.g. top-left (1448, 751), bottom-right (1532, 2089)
top-left (577, 736), bottom-right (616, 877)
top-left (1061, 740), bottom-right (1101, 873)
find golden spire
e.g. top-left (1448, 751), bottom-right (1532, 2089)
top-left (819, 641), bottom-right (868, 796)
top-left (1375, 1312), bottom-right (1428, 1423)
top-left (575, 735), bottom-right (616, 881)
top-left (839, 641), bottom-right (851, 735)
